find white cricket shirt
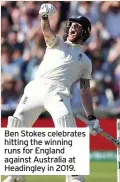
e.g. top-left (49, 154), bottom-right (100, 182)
top-left (35, 36), bottom-right (92, 90)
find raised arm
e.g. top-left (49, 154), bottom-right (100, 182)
top-left (39, 3), bottom-right (57, 48)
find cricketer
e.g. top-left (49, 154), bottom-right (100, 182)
top-left (4, 3), bottom-right (100, 182)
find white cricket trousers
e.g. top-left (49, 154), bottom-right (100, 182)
top-left (12, 79), bottom-right (84, 182)
top-left (13, 79), bottom-right (76, 127)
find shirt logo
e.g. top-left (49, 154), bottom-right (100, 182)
top-left (22, 96), bottom-right (28, 104)
top-left (78, 54), bottom-right (83, 61)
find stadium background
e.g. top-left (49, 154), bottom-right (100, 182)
top-left (1, 1), bottom-right (120, 182)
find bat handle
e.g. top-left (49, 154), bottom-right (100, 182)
top-left (95, 127), bottom-right (103, 133)
top-left (77, 114), bottom-right (102, 134)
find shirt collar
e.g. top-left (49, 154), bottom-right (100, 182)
top-left (65, 39), bottom-right (81, 48)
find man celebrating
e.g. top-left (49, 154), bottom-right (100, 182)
top-left (4, 3), bottom-right (100, 182)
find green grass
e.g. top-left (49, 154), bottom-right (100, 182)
top-left (85, 161), bottom-right (117, 182)
top-left (2, 161), bottom-right (117, 182)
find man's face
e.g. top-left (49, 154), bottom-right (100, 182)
top-left (68, 22), bottom-right (82, 42)
top-left (8, 32), bottom-right (17, 44)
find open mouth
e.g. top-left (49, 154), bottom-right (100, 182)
top-left (70, 30), bottom-right (76, 36)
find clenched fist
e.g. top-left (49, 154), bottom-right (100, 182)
top-left (39, 3), bottom-right (56, 17)
top-left (87, 115), bottom-right (101, 136)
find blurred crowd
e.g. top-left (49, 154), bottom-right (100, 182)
top-left (1, 1), bottom-right (120, 111)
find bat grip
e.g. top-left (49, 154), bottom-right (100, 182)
top-left (77, 114), bottom-right (102, 134)
top-left (95, 127), bottom-right (102, 133)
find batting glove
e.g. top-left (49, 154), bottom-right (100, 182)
top-left (87, 115), bottom-right (101, 136)
top-left (39, 3), bottom-right (56, 17)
